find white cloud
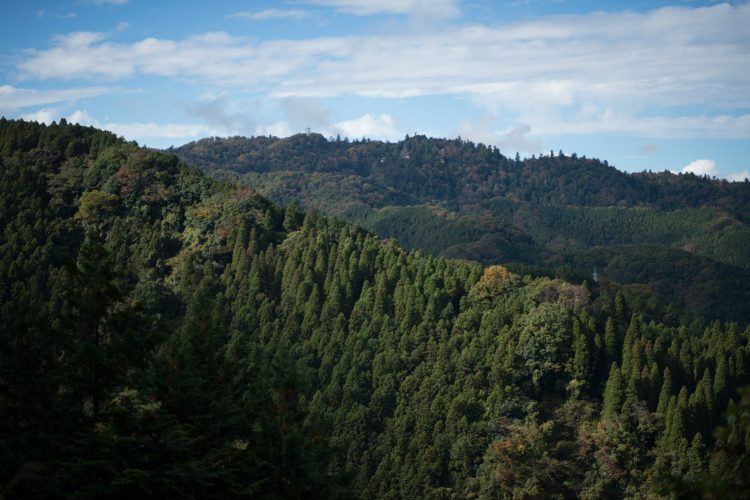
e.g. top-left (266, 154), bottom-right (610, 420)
top-left (51, 31), bottom-right (109, 47)
top-left (281, 97), bottom-right (332, 131)
top-left (457, 117), bottom-right (542, 153)
top-left (528, 113), bottom-right (750, 140)
top-left (681, 159), bottom-right (718, 177)
top-left (184, 92), bottom-right (257, 136)
top-left (21, 108), bottom-right (61, 124)
top-left (17, 108), bottom-right (212, 142)
top-left (726, 170), bottom-right (749, 182)
top-left (0, 85), bottom-right (113, 112)
top-left (498, 125), bottom-right (543, 154)
top-left (673, 160), bottom-right (749, 182)
top-left (229, 9), bottom-right (310, 21)
top-left (79, 0), bottom-right (128, 5)
top-left (457, 114), bottom-right (497, 147)
top-left (18, 107), bottom-right (221, 147)
top-left (13, 3), bottom-right (750, 139)
top-left (18, 31), bottom-right (350, 83)
top-left (20, 108), bottom-right (97, 129)
top-left (255, 121), bottom-right (294, 138)
top-left (105, 122), bottom-right (213, 140)
top-left (300, 0), bottom-right (459, 17)
top-left (67, 109), bottom-right (96, 124)
top-left (333, 113), bottom-right (397, 139)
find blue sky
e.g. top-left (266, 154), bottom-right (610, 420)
top-left (1, 0), bottom-right (749, 180)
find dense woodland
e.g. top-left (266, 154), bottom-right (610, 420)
top-left (173, 134), bottom-right (750, 324)
top-left (1, 119), bottom-right (749, 498)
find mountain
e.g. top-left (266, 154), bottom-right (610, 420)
top-left (172, 134), bottom-right (750, 325)
top-left (2, 119), bottom-right (749, 498)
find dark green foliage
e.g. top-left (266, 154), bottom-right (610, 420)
top-left (173, 133), bottom-right (750, 325)
top-left (602, 363), bottom-right (624, 418)
top-left (173, 133), bottom-right (750, 216)
top-left (703, 387), bottom-right (750, 498)
top-left (2, 120), bottom-right (749, 499)
top-left (0, 120), bottom-right (345, 498)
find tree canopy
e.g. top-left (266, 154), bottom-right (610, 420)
top-left (1, 119), bottom-right (748, 498)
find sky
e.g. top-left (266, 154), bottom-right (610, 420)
top-left (1, 0), bottom-right (749, 180)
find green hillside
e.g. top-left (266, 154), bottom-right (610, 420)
top-left (173, 134), bottom-right (750, 324)
top-left (2, 119), bottom-right (748, 498)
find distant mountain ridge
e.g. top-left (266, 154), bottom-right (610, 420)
top-left (172, 133), bottom-right (750, 324)
top-left (172, 133), bottom-right (749, 215)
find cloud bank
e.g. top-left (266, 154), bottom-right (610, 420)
top-left (678, 159), bottom-right (747, 182)
top-left (8, 1), bottom-right (750, 160)
top-left (14, 3), bottom-right (750, 140)
top-left (681, 159), bottom-right (718, 177)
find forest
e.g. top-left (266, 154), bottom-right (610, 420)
top-left (1, 119), bottom-right (749, 498)
top-left (173, 134), bottom-right (750, 325)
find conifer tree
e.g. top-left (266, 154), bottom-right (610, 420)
top-left (614, 291), bottom-right (627, 329)
top-left (657, 367), bottom-right (673, 417)
top-left (604, 316), bottom-right (618, 370)
top-left (669, 387), bottom-right (689, 448)
top-left (69, 227), bottom-right (127, 415)
top-left (621, 370), bottom-right (640, 416)
top-left (571, 318), bottom-right (590, 384)
top-left (283, 199), bottom-right (302, 231)
top-left (714, 355), bottom-right (728, 406)
top-left (602, 363), bottom-right (623, 418)
top-left (687, 432), bottom-right (705, 480)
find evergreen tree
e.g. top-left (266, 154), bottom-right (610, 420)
top-left (571, 318), bottom-right (590, 385)
top-left (604, 316), bottom-right (618, 369)
top-left (714, 355), bottom-right (728, 406)
top-left (284, 199), bottom-right (302, 231)
top-left (657, 367), bottom-right (673, 417)
top-left (669, 387), bottom-right (689, 448)
top-left (602, 363), bottom-right (623, 418)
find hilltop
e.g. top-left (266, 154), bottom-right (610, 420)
top-left (173, 133), bottom-right (750, 324)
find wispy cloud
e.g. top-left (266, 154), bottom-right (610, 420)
top-left (105, 121), bottom-right (215, 140)
top-left (280, 97), bottom-right (332, 131)
top-left (21, 107), bottom-right (64, 124)
top-left (68, 109), bottom-right (221, 143)
top-left (299, 0), bottom-right (459, 17)
top-left (0, 85), bottom-right (114, 112)
top-left (13, 3), bottom-right (750, 139)
top-left (726, 170), bottom-right (749, 182)
top-left (21, 107), bottom-right (208, 137)
top-left (255, 121), bottom-right (293, 138)
top-left (229, 9), bottom-right (311, 21)
top-left (183, 92), bottom-right (257, 136)
top-left (78, 0), bottom-right (129, 5)
top-left (18, 31), bottom-right (348, 83)
top-left (529, 114), bottom-right (750, 140)
top-left (498, 124), bottom-right (543, 154)
top-left (458, 116), bottom-right (543, 153)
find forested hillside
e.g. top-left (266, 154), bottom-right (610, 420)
top-left (2, 119), bottom-right (749, 498)
top-left (173, 134), bottom-right (750, 324)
